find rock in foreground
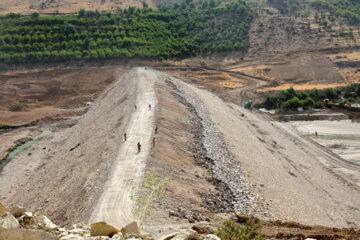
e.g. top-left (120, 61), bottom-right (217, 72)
top-left (0, 203), bottom-right (219, 240)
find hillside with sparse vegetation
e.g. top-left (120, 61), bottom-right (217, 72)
top-left (268, 0), bottom-right (360, 25)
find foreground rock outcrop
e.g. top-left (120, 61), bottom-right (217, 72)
top-left (0, 203), bottom-right (219, 240)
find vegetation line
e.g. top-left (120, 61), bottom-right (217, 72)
top-left (0, 0), bottom-right (252, 65)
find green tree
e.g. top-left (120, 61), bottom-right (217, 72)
top-left (32, 12), bottom-right (40, 18)
top-left (142, 1), bottom-right (148, 9)
top-left (78, 8), bottom-right (86, 17)
top-left (216, 220), bottom-right (265, 240)
top-left (282, 97), bottom-right (302, 111)
top-left (125, 171), bottom-right (171, 229)
top-left (303, 97), bottom-right (315, 109)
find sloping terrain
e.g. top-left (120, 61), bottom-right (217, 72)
top-left (0, 66), bottom-right (124, 125)
top-left (1, 0), bottom-right (360, 237)
top-left (164, 72), bottom-right (360, 228)
top-left (0, 67), bottom-right (360, 240)
top-left (1, 67), bottom-right (137, 226)
top-left (0, 0), bottom-right (155, 15)
top-left (89, 68), bottom-right (157, 228)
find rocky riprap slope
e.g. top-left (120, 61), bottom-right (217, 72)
top-left (164, 75), bottom-right (269, 218)
top-left (0, 203), bottom-right (220, 240)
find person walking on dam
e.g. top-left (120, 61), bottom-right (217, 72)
top-left (152, 137), bottom-right (156, 148)
top-left (137, 142), bottom-right (141, 153)
top-left (149, 104), bottom-right (151, 110)
top-left (124, 133), bottom-right (127, 141)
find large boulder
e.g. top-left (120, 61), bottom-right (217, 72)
top-left (171, 229), bottom-right (200, 240)
top-left (111, 232), bottom-right (125, 240)
top-left (0, 203), bottom-right (7, 217)
top-left (34, 215), bottom-right (58, 231)
top-left (18, 212), bottom-right (34, 226)
top-left (10, 206), bottom-right (27, 218)
top-left (90, 222), bottom-right (119, 237)
top-left (19, 213), bottom-right (57, 231)
top-left (139, 232), bottom-right (154, 240)
top-left (0, 228), bottom-right (55, 240)
top-left (68, 228), bottom-right (90, 237)
top-left (202, 234), bottom-right (221, 240)
top-left (120, 221), bottom-right (139, 238)
top-left (85, 237), bottom-right (110, 240)
top-left (72, 222), bottom-right (89, 230)
top-left (0, 212), bottom-right (20, 229)
top-left (159, 232), bottom-right (177, 240)
top-left (48, 226), bottom-right (67, 237)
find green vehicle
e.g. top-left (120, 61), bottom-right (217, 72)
top-left (245, 99), bottom-right (252, 109)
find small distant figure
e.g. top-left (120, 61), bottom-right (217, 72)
top-left (155, 126), bottom-right (158, 134)
top-left (137, 142), bottom-right (141, 153)
top-left (315, 131), bottom-right (318, 136)
top-left (149, 104), bottom-right (151, 110)
top-left (152, 137), bottom-right (156, 148)
top-left (124, 132), bottom-right (127, 141)
top-left (134, 105), bottom-right (137, 110)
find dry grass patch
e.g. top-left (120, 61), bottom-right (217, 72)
top-left (257, 83), bottom-right (347, 92)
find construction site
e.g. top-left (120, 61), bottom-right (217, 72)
top-left (1, 0), bottom-right (360, 239)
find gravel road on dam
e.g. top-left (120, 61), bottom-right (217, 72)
top-left (89, 68), bottom-right (157, 228)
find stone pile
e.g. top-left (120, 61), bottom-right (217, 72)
top-left (0, 203), bottom-right (220, 240)
top-left (166, 76), bottom-right (268, 218)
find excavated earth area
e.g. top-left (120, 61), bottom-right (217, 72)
top-left (0, 66), bottom-right (127, 126)
top-left (1, 67), bottom-right (360, 239)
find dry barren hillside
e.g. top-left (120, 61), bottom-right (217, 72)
top-left (0, 0), bottom-right (155, 15)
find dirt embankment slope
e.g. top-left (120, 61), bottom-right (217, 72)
top-left (141, 70), bottom-right (360, 234)
top-left (183, 80), bottom-right (360, 228)
top-left (144, 76), bottom-right (218, 236)
top-left (2, 67), bottom-right (360, 235)
top-left (0, 66), bottom-right (124, 125)
top-left (1, 67), bottom-right (138, 226)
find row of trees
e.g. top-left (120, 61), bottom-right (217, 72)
top-left (264, 84), bottom-right (360, 111)
top-left (0, 0), bottom-right (252, 64)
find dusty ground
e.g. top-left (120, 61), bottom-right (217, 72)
top-left (0, 0), bottom-right (156, 15)
top-left (144, 76), bottom-right (218, 237)
top-left (0, 66), bottom-right (126, 125)
top-left (1, 66), bottom-right (360, 240)
top-left (0, 66), bottom-right (136, 226)
top-left (284, 120), bottom-right (360, 185)
top-left (180, 77), bottom-right (360, 228)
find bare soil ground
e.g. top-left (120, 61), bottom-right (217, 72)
top-left (0, 66), bottom-right (135, 226)
top-left (144, 77), bottom-right (219, 237)
top-left (1, 66), bottom-right (360, 240)
top-left (182, 77), bottom-right (360, 228)
top-left (0, 66), bottom-right (126, 125)
top-left (0, 0), bottom-right (156, 15)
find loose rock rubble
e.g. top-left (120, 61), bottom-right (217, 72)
top-left (165, 76), bottom-right (269, 218)
top-left (0, 203), bottom-right (220, 240)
